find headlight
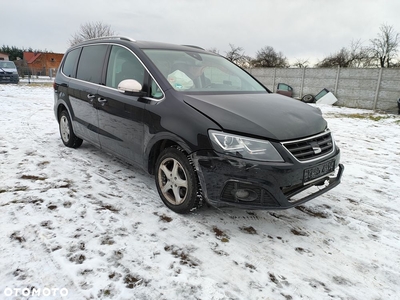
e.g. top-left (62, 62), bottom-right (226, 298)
top-left (209, 130), bottom-right (284, 162)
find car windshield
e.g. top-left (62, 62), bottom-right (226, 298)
top-left (143, 49), bottom-right (267, 93)
top-left (0, 61), bottom-right (16, 69)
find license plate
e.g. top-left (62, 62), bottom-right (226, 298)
top-left (303, 159), bottom-right (335, 183)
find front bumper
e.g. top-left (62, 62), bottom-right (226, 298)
top-left (192, 148), bottom-right (343, 210)
top-left (0, 73), bottom-right (19, 84)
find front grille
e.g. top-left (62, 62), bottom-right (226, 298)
top-left (282, 131), bottom-right (334, 162)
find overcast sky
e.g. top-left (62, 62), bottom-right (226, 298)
top-left (3, 0), bottom-right (400, 64)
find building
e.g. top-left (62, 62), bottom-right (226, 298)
top-left (0, 52), bottom-right (9, 61)
top-left (23, 52), bottom-right (64, 76)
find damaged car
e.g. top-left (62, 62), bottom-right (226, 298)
top-left (276, 83), bottom-right (338, 105)
top-left (54, 37), bottom-right (344, 213)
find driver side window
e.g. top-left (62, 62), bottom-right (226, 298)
top-left (106, 46), bottom-right (145, 89)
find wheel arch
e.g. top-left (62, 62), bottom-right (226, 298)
top-left (56, 103), bottom-right (69, 122)
top-left (146, 137), bottom-right (192, 175)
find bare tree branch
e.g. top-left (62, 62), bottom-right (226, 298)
top-left (251, 46), bottom-right (288, 68)
top-left (317, 40), bottom-right (369, 68)
top-left (369, 24), bottom-right (399, 67)
top-left (292, 58), bottom-right (310, 68)
top-left (224, 44), bottom-right (251, 67)
top-left (69, 22), bottom-right (117, 46)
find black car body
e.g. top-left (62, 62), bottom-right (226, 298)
top-left (0, 61), bottom-right (19, 84)
top-left (54, 37), bottom-right (343, 213)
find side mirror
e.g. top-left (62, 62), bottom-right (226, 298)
top-left (118, 79), bottom-right (143, 94)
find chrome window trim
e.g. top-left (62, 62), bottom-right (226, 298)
top-left (60, 42), bottom-right (165, 102)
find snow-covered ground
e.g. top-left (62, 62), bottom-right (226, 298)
top-left (0, 83), bottom-right (399, 300)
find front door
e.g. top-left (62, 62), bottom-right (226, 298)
top-left (96, 45), bottom-right (146, 164)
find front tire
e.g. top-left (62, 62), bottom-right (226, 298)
top-left (59, 110), bottom-right (83, 148)
top-left (155, 147), bottom-right (198, 214)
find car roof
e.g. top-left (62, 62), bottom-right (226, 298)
top-left (74, 36), bottom-right (207, 53)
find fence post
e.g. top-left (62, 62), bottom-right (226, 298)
top-left (373, 68), bottom-right (383, 111)
top-left (272, 68), bottom-right (276, 92)
top-left (300, 67), bottom-right (306, 98)
top-left (334, 66), bottom-right (340, 95)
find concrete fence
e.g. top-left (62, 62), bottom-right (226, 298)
top-left (247, 67), bottom-right (400, 113)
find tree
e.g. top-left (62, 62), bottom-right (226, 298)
top-left (70, 22), bottom-right (117, 46)
top-left (317, 48), bottom-right (353, 68)
top-left (317, 40), bottom-right (368, 68)
top-left (224, 44), bottom-right (251, 67)
top-left (292, 58), bottom-right (310, 68)
top-left (0, 45), bottom-right (23, 61)
top-left (207, 47), bottom-right (220, 54)
top-left (251, 46), bottom-right (288, 68)
top-left (369, 24), bottom-right (399, 68)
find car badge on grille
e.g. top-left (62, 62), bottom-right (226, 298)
top-left (310, 142), bottom-right (322, 154)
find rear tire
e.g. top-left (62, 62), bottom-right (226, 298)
top-left (155, 147), bottom-right (198, 214)
top-left (59, 110), bottom-right (83, 148)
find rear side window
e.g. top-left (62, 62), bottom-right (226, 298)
top-left (76, 45), bottom-right (108, 84)
top-left (62, 48), bottom-right (81, 78)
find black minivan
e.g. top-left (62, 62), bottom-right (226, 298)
top-left (54, 37), bottom-right (343, 213)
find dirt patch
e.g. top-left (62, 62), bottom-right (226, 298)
top-left (240, 226), bottom-right (257, 235)
top-left (47, 204), bottom-right (57, 210)
top-left (20, 174), bottom-right (47, 181)
top-left (100, 236), bottom-right (115, 245)
top-left (212, 226), bottom-right (230, 243)
top-left (295, 205), bottom-right (330, 219)
top-left (109, 272), bottom-right (122, 281)
top-left (269, 273), bottom-right (279, 285)
top-left (13, 268), bottom-right (27, 280)
top-left (10, 231), bottom-right (26, 243)
top-left (154, 212), bottom-right (173, 223)
top-left (291, 228), bottom-right (309, 236)
top-left (40, 220), bottom-right (53, 229)
top-left (164, 245), bottom-right (199, 268)
top-left (124, 274), bottom-right (145, 289)
top-left (69, 253), bottom-right (86, 264)
top-left (96, 203), bottom-right (119, 213)
top-left (245, 263), bottom-right (256, 271)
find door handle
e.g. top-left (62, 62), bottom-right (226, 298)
top-left (97, 98), bottom-right (108, 106)
top-left (87, 94), bottom-right (96, 104)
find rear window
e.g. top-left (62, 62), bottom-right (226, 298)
top-left (62, 48), bottom-right (81, 78)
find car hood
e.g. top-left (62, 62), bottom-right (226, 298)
top-left (0, 68), bottom-right (17, 73)
top-left (183, 93), bottom-right (327, 141)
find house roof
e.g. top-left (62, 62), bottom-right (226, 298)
top-left (24, 52), bottom-right (42, 64)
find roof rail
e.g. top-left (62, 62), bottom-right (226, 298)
top-left (85, 36), bottom-right (136, 42)
top-left (182, 44), bottom-right (205, 50)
